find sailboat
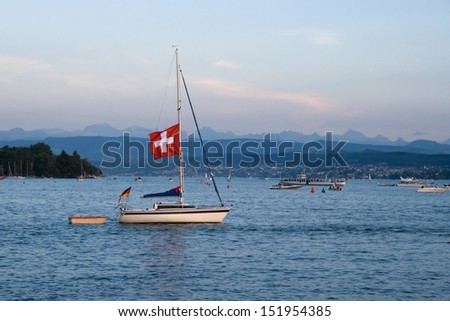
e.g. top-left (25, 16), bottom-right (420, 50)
top-left (8, 162), bottom-right (25, 179)
top-left (118, 49), bottom-right (231, 224)
top-left (76, 163), bottom-right (85, 181)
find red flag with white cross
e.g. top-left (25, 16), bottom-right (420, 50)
top-left (149, 123), bottom-right (181, 159)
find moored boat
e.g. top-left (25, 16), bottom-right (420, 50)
top-left (280, 172), bottom-right (346, 187)
top-left (416, 186), bottom-right (447, 193)
top-left (397, 176), bottom-right (427, 187)
top-left (378, 183), bottom-right (397, 187)
top-left (270, 183), bottom-right (302, 190)
top-left (118, 49), bottom-right (231, 224)
top-left (328, 184), bottom-right (343, 191)
top-left (68, 216), bottom-right (107, 224)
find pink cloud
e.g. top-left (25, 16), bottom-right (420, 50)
top-left (196, 78), bottom-right (333, 111)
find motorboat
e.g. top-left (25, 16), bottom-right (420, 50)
top-left (416, 185), bottom-right (447, 193)
top-left (270, 183), bottom-right (302, 190)
top-left (280, 172), bottom-right (346, 187)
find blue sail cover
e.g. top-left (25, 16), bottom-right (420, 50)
top-left (142, 186), bottom-right (181, 198)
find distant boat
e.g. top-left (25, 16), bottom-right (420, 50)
top-left (270, 183), bottom-right (302, 190)
top-left (378, 183), bottom-right (396, 187)
top-left (135, 177), bottom-right (143, 182)
top-left (76, 163), bottom-right (85, 181)
top-left (118, 49), bottom-right (231, 224)
top-left (280, 172), bottom-right (346, 187)
top-left (397, 176), bottom-right (426, 186)
top-left (68, 216), bottom-right (107, 224)
top-left (85, 175), bottom-right (100, 179)
top-left (227, 169), bottom-right (232, 182)
top-left (7, 162), bottom-right (25, 179)
top-left (329, 184), bottom-right (343, 191)
top-left (416, 185), bottom-right (447, 193)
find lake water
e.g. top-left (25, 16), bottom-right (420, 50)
top-left (1, 177), bottom-right (449, 300)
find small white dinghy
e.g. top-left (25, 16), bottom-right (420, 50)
top-left (68, 216), bottom-right (107, 224)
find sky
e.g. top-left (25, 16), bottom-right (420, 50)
top-left (1, 0), bottom-right (450, 141)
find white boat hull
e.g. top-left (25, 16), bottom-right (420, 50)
top-left (119, 206), bottom-right (231, 224)
top-left (416, 187), bottom-right (446, 193)
top-left (280, 180), bottom-right (346, 187)
top-left (270, 184), bottom-right (302, 190)
top-left (397, 183), bottom-right (425, 187)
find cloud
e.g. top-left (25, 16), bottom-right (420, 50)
top-left (277, 28), bottom-right (339, 46)
top-left (0, 55), bottom-right (142, 94)
top-left (196, 78), bottom-right (333, 112)
top-left (311, 32), bottom-right (339, 46)
top-left (213, 59), bottom-right (242, 70)
top-left (0, 56), bottom-right (54, 76)
top-left (0, 55), bottom-right (79, 84)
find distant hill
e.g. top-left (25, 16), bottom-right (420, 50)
top-left (1, 135), bottom-right (450, 165)
top-left (404, 140), bottom-right (450, 154)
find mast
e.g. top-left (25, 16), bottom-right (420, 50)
top-left (176, 48), bottom-right (184, 204)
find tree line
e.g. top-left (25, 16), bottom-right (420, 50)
top-left (0, 143), bottom-right (102, 178)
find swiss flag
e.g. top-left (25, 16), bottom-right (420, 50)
top-left (149, 123), bottom-right (181, 159)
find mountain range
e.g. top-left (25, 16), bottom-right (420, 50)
top-left (1, 124), bottom-right (450, 159)
top-left (0, 123), bottom-right (443, 145)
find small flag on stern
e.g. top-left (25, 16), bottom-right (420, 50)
top-left (118, 186), bottom-right (132, 203)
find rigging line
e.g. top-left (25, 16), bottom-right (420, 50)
top-left (155, 51), bottom-right (176, 130)
top-left (180, 70), bottom-right (225, 207)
